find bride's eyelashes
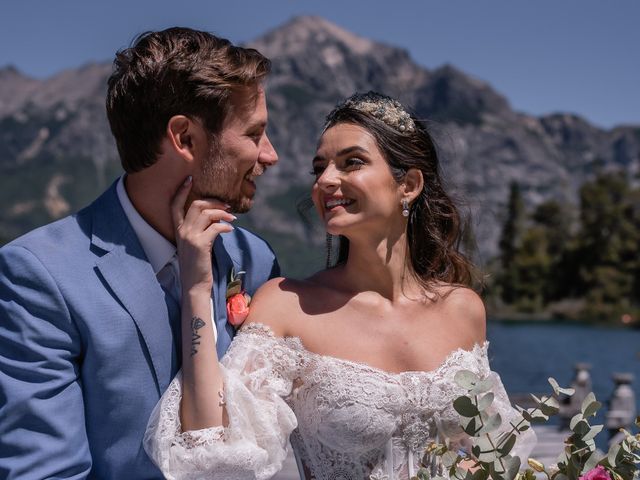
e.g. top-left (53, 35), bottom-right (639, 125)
top-left (309, 157), bottom-right (366, 179)
top-left (309, 165), bottom-right (324, 177)
top-left (344, 157), bottom-right (365, 170)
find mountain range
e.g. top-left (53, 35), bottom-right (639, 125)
top-left (1, 16), bottom-right (638, 276)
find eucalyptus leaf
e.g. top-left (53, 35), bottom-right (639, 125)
top-left (582, 397), bottom-right (602, 418)
top-left (488, 457), bottom-right (505, 473)
top-left (471, 445), bottom-right (480, 459)
top-left (504, 456), bottom-right (521, 480)
top-left (498, 433), bottom-right (517, 456)
top-left (580, 452), bottom-right (601, 474)
top-left (570, 453), bottom-right (582, 469)
top-left (548, 377), bottom-right (575, 396)
top-left (470, 377), bottom-right (495, 396)
top-left (488, 463), bottom-right (505, 480)
top-left (529, 410), bottom-right (549, 423)
top-left (539, 397), bottom-right (560, 416)
top-left (477, 392), bottom-right (495, 412)
top-left (462, 417), bottom-right (478, 436)
top-left (582, 424), bottom-right (604, 442)
top-left (474, 435), bottom-right (497, 454)
top-left (571, 419), bottom-right (590, 435)
top-left (477, 413), bottom-right (502, 435)
top-left (608, 443), bottom-right (621, 467)
top-left (520, 409), bottom-right (533, 423)
top-left (471, 469), bottom-right (488, 480)
top-left (454, 396), bottom-right (479, 417)
top-left (569, 413), bottom-right (584, 430)
top-left (556, 448), bottom-right (569, 466)
top-left (455, 370), bottom-right (480, 390)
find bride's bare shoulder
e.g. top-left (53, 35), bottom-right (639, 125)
top-left (434, 285), bottom-right (486, 345)
top-left (243, 275), bottom-right (328, 337)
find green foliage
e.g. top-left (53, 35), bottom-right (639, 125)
top-left (418, 373), bottom-right (640, 480)
top-left (498, 182), bottom-right (526, 304)
top-left (492, 172), bottom-right (640, 323)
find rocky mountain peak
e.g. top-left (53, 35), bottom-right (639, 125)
top-left (251, 16), bottom-right (428, 102)
top-left (250, 15), bottom-right (375, 59)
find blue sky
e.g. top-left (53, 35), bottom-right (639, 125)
top-left (1, 0), bottom-right (638, 128)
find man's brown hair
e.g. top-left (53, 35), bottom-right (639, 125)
top-left (106, 27), bottom-right (271, 173)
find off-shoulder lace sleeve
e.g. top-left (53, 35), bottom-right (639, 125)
top-left (143, 323), bottom-right (304, 480)
top-left (435, 344), bottom-right (537, 461)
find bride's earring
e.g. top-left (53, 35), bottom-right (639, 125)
top-left (401, 199), bottom-right (410, 217)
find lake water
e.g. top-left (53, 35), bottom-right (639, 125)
top-left (487, 321), bottom-right (640, 427)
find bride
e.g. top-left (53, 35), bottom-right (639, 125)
top-left (144, 92), bottom-right (534, 479)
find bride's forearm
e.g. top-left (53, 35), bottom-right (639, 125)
top-left (180, 286), bottom-right (227, 431)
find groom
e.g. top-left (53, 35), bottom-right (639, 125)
top-left (0, 28), bottom-right (279, 479)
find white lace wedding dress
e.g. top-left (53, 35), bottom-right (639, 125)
top-left (144, 323), bottom-right (535, 480)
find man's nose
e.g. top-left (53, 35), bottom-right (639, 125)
top-left (259, 134), bottom-right (278, 166)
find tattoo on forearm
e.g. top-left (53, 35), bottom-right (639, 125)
top-left (190, 316), bottom-right (206, 356)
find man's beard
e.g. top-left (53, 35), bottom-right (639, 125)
top-left (192, 147), bottom-right (255, 214)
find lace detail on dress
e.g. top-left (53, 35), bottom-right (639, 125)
top-left (144, 324), bottom-right (535, 480)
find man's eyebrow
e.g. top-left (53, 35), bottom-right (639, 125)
top-left (246, 121), bottom-right (267, 131)
top-left (313, 145), bottom-right (369, 163)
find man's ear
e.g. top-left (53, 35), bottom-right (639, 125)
top-left (402, 168), bottom-right (424, 203)
top-left (166, 115), bottom-right (201, 161)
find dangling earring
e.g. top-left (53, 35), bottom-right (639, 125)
top-left (326, 233), bottom-right (333, 268)
top-left (401, 199), bottom-right (410, 217)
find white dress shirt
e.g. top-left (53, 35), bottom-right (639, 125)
top-left (116, 175), bottom-right (217, 343)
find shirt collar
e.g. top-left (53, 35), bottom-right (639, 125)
top-left (116, 175), bottom-right (176, 275)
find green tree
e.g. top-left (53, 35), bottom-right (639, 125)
top-left (531, 200), bottom-right (575, 301)
top-left (508, 226), bottom-right (552, 312)
top-left (498, 182), bottom-right (526, 303)
top-left (575, 173), bottom-right (640, 319)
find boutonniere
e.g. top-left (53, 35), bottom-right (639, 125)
top-left (226, 268), bottom-right (251, 328)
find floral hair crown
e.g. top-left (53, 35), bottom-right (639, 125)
top-left (325, 91), bottom-right (416, 134)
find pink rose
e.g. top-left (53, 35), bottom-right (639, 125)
top-left (579, 466), bottom-right (611, 480)
top-left (227, 292), bottom-right (250, 327)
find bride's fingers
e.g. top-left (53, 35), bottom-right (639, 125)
top-left (191, 209), bottom-right (236, 232)
top-left (203, 220), bottom-right (235, 238)
top-left (170, 176), bottom-right (193, 229)
top-left (183, 198), bottom-right (231, 228)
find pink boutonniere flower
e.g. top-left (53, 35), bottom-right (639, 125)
top-left (226, 269), bottom-right (251, 328)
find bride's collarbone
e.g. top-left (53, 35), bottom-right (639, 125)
top-left (288, 321), bottom-right (459, 375)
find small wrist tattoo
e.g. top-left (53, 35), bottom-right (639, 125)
top-left (190, 316), bottom-right (206, 356)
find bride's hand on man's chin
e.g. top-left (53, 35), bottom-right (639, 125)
top-left (171, 176), bottom-right (236, 293)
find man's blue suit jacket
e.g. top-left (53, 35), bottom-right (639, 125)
top-left (0, 181), bottom-right (280, 479)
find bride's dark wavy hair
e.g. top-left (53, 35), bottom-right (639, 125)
top-left (323, 92), bottom-right (474, 290)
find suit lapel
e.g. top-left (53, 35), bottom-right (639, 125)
top-left (90, 183), bottom-right (175, 395)
top-left (213, 235), bottom-right (240, 358)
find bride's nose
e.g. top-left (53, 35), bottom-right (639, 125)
top-left (316, 164), bottom-right (340, 191)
